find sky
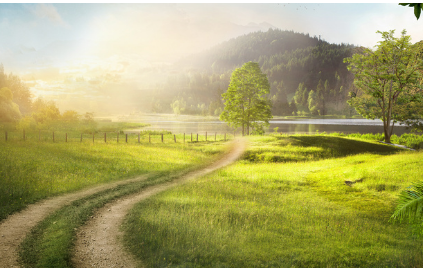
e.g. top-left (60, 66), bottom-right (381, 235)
top-left (1, 2), bottom-right (422, 112)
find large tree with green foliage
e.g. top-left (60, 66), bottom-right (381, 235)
top-left (220, 62), bottom-right (272, 136)
top-left (344, 30), bottom-right (423, 143)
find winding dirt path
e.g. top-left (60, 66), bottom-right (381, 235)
top-left (0, 174), bottom-right (152, 268)
top-left (71, 138), bottom-right (246, 268)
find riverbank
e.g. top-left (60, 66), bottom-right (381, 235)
top-left (93, 114), bottom-right (413, 136)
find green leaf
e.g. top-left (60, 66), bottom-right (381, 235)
top-left (414, 4), bottom-right (422, 19)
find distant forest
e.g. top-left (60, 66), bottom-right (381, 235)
top-left (151, 28), bottom-right (359, 117)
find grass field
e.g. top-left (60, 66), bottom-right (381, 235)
top-left (15, 137), bottom-right (230, 268)
top-left (0, 131), bottom-right (230, 222)
top-left (123, 135), bottom-right (423, 267)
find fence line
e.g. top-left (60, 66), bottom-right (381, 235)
top-left (4, 130), bottom-right (353, 144)
top-left (1, 130), bottom-right (237, 144)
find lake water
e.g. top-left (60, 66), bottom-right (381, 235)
top-left (106, 114), bottom-right (413, 136)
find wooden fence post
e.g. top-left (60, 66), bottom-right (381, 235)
top-left (174, 134), bottom-right (176, 143)
top-left (53, 131), bottom-right (55, 143)
top-left (161, 134), bottom-right (163, 143)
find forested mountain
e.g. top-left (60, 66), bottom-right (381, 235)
top-left (153, 28), bottom-right (358, 116)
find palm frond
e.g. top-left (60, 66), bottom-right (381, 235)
top-left (391, 181), bottom-right (423, 223)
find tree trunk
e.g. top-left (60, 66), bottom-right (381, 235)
top-left (384, 79), bottom-right (394, 143)
top-left (384, 123), bottom-right (391, 143)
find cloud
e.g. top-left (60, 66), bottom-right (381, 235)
top-left (32, 4), bottom-right (68, 27)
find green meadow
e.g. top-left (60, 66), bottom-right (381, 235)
top-left (123, 135), bottom-right (423, 267)
top-left (0, 130), bottom-right (230, 222)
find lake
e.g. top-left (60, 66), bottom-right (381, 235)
top-left (103, 114), bottom-right (415, 136)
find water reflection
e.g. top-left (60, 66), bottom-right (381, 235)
top-left (114, 114), bottom-right (413, 136)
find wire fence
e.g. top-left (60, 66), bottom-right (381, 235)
top-left (1, 130), bottom-right (238, 144)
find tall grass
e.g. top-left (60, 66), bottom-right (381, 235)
top-left (123, 135), bottom-right (423, 267)
top-left (0, 135), bottom-right (229, 221)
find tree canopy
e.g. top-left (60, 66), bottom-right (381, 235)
top-left (220, 62), bottom-right (272, 135)
top-left (0, 87), bottom-right (21, 122)
top-left (344, 29), bottom-right (423, 143)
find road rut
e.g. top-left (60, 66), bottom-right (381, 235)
top-left (71, 138), bottom-right (246, 268)
top-left (0, 174), bottom-right (151, 268)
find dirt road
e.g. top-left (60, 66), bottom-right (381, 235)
top-left (71, 138), bottom-right (246, 268)
top-left (0, 174), bottom-right (153, 268)
top-left (0, 138), bottom-right (246, 268)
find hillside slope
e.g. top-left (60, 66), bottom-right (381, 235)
top-left (155, 29), bottom-right (357, 116)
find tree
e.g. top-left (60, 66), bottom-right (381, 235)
top-left (272, 81), bottom-right (290, 116)
top-left (344, 30), bottom-right (423, 143)
top-left (170, 97), bottom-right (186, 115)
top-left (6, 73), bottom-right (32, 115)
top-left (220, 62), bottom-right (272, 136)
top-left (62, 110), bottom-right (80, 123)
top-left (0, 87), bottom-right (21, 122)
top-left (293, 82), bottom-right (309, 108)
top-left (31, 98), bottom-right (61, 126)
top-left (307, 90), bottom-right (320, 115)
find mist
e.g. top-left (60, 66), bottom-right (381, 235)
top-left (2, 3), bottom-right (423, 116)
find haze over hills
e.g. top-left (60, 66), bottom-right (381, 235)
top-left (3, 21), bottom-right (283, 115)
top-left (5, 27), bottom-right (361, 116)
top-left (152, 28), bottom-right (357, 117)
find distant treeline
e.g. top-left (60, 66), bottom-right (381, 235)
top-left (0, 64), bottom-right (96, 131)
top-left (151, 29), bottom-right (358, 116)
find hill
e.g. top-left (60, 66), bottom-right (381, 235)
top-left (151, 29), bottom-right (358, 116)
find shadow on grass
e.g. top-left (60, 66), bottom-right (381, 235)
top-left (289, 136), bottom-right (402, 156)
top-left (244, 136), bottom-right (403, 163)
